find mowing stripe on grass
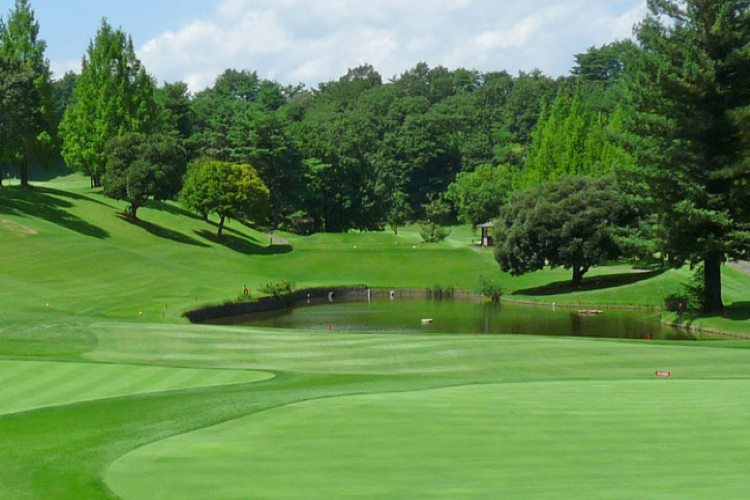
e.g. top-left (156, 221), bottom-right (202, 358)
top-left (0, 360), bottom-right (273, 415)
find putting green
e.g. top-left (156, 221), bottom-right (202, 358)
top-left (107, 379), bottom-right (750, 499)
top-left (0, 360), bottom-right (273, 415)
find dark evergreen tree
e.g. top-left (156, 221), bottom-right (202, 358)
top-left (0, 0), bottom-right (58, 186)
top-left (626, 0), bottom-right (750, 313)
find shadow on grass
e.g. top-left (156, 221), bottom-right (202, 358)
top-left (38, 187), bottom-right (116, 209)
top-left (223, 223), bottom-right (264, 244)
top-left (118, 215), bottom-right (209, 247)
top-left (514, 270), bottom-right (664, 296)
top-left (147, 200), bottom-right (203, 220)
top-left (726, 302), bottom-right (750, 322)
top-left (0, 186), bottom-right (109, 239)
top-left (200, 219), bottom-right (265, 244)
top-left (196, 229), bottom-right (293, 255)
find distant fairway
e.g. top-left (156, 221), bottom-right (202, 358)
top-left (107, 379), bottom-right (750, 499)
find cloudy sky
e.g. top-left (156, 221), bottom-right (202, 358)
top-left (12, 0), bottom-right (647, 92)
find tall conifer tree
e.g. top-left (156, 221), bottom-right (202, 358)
top-left (627, 0), bottom-right (750, 313)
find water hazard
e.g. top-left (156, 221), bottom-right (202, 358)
top-left (208, 296), bottom-right (704, 340)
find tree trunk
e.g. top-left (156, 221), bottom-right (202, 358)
top-left (571, 265), bottom-right (587, 287)
top-left (127, 204), bottom-right (139, 220)
top-left (703, 253), bottom-right (723, 314)
top-left (217, 215), bottom-right (226, 237)
top-left (20, 160), bottom-right (30, 187)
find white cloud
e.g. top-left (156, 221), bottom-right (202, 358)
top-left (134, 0), bottom-right (647, 92)
top-left (50, 59), bottom-right (82, 80)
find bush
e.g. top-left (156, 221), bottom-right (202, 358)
top-left (419, 222), bottom-right (451, 243)
top-left (664, 265), bottom-right (705, 313)
top-left (663, 293), bottom-right (688, 312)
top-left (261, 280), bottom-right (296, 298)
top-left (477, 275), bottom-right (504, 302)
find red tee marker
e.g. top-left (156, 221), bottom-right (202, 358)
top-left (656, 371), bottom-right (671, 378)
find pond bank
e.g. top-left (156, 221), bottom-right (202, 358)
top-left (183, 286), bottom-right (748, 340)
top-left (183, 286), bottom-right (482, 323)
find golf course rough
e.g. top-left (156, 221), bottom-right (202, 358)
top-left (106, 380), bottom-right (750, 499)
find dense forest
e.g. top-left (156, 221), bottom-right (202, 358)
top-left (2, 0), bottom-right (750, 313)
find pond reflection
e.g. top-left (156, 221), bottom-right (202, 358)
top-left (208, 296), bottom-right (706, 341)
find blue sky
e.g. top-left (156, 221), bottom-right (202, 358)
top-left (4, 0), bottom-right (648, 91)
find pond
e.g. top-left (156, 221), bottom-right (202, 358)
top-left (208, 296), bottom-right (706, 341)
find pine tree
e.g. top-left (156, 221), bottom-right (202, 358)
top-left (627, 0), bottom-right (750, 313)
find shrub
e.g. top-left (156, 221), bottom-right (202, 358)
top-left (663, 293), bottom-right (688, 312)
top-left (419, 223), bottom-right (451, 243)
top-left (477, 275), bottom-right (504, 302)
top-left (261, 280), bottom-right (296, 298)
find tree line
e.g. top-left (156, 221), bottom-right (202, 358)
top-left (2, 0), bottom-right (749, 314)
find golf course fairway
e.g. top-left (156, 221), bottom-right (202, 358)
top-left (107, 379), bottom-right (750, 499)
top-left (0, 360), bottom-right (272, 415)
top-left (3, 175), bottom-right (750, 498)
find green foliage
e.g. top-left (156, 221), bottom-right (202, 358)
top-left (521, 88), bottom-right (631, 189)
top-left (232, 291), bottom-right (253, 304)
top-left (419, 194), bottom-right (452, 243)
top-left (260, 279), bottom-right (295, 298)
top-left (180, 159), bottom-right (270, 237)
top-left (0, 52), bottom-right (34, 184)
top-left (155, 81), bottom-right (193, 143)
top-left (663, 292), bottom-right (688, 313)
top-left (386, 190), bottom-right (412, 235)
top-left (625, 0), bottom-right (750, 313)
top-left (61, 19), bottom-right (158, 187)
top-left (181, 63), bottom-right (563, 234)
top-left (445, 163), bottom-right (514, 228)
top-left (232, 109), bottom-right (307, 228)
top-left (0, 0), bottom-right (58, 185)
top-left (103, 133), bottom-right (187, 219)
top-left (494, 176), bottom-right (634, 286)
top-left (52, 71), bottom-right (77, 123)
top-left (419, 223), bottom-right (451, 244)
top-left (476, 275), bottom-right (504, 302)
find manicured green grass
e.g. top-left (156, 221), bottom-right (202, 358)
top-left (2, 173), bottom-right (750, 499)
top-left (0, 360), bottom-right (272, 415)
top-left (107, 379), bottom-right (750, 499)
